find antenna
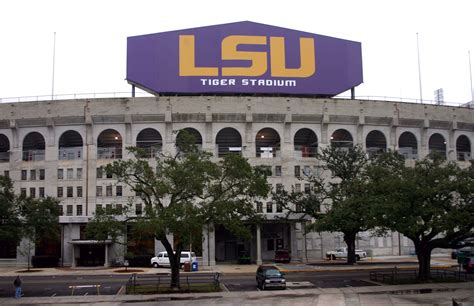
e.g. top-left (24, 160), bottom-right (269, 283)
top-left (416, 33), bottom-right (423, 103)
top-left (51, 32), bottom-right (56, 100)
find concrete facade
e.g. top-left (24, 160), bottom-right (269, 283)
top-left (0, 96), bottom-right (473, 266)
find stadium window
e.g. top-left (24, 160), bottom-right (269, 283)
top-left (77, 186), bottom-right (83, 198)
top-left (57, 187), bottom-right (63, 198)
top-left (39, 169), bottom-right (45, 180)
top-left (66, 205), bottom-right (73, 216)
top-left (304, 183), bottom-right (310, 194)
top-left (256, 201), bottom-right (263, 213)
top-left (135, 203), bottom-right (143, 215)
top-left (266, 202), bottom-right (273, 213)
top-left (96, 167), bottom-right (103, 179)
top-left (4, 170), bottom-right (9, 178)
top-left (67, 168), bottom-right (73, 180)
top-left (67, 186), bottom-right (73, 197)
top-left (58, 169), bottom-right (64, 180)
top-left (294, 183), bottom-right (301, 192)
top-left (96, 186), bottom-right (102, 197)
top-left (30, 169), bottom-right (36, 180)
top-left (276, 203), bottom-right (283, 213)
top-left (21, 170), bottom-right (27, 181)
top-left (116, 185), bottom-right (123, 197)
top-left (39, 187), bottom-right (45, 198)
top-left (106, 185), bottom-right (113, 197)
top-left (30, 187), bottom-right (36, 198)
top-left (294, 165), bottom-right (300, 177)
top-left (58, 205), bottom-right (63, 216)
top-left (77, 205), bottom-right (83, 216)
top-left (76, 168), bottom-right (82, 179)
top-left (96, 204), bottom-right (103, 212)
top-left (275, 165), bottom-right (282, 176)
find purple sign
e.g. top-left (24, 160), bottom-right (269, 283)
top-left (126, 21), bottom-right (363, 96)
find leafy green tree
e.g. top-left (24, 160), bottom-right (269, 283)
top-left (93, 131), bottom-right (269, 288)
top-left (0, 176), bottom-right (22, 249)
top-left (370, 153), bottom-right (474, 280)
top-left (274, 145), bottom-right (376, 264)
top-left (18, 196), bottom-right (61, 270)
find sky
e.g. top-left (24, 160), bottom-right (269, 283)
top-left (1, 0), bottom-right (473, 105)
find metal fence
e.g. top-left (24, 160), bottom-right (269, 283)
top-left (369, 266), bottom-right (474, 284)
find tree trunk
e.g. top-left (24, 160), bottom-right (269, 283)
top-left (160, 237), bottom-right (182, 289)
top-left (344, 232), bottom-right (357, 265)
top-left (414, 242), bottom-right (432, 281)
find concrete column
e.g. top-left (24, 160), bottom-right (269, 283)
top-left (201, 224), bottom-right (216, 266)
top-left (104, 244), bottom-right (109, 267)
top-left (71, 245), bottom-right (76, 267)
top-left (256, 225), bottom-right (262, 265)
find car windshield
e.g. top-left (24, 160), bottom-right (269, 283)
top-left (265, 269), bottom-right (282, 277)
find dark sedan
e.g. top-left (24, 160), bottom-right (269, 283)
top-left (256, 265), bottom-right (286, 290)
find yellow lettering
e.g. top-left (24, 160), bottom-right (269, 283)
top-left (270, 37), bottom-right (315, 78)
top-left (221, 36), bottom-right (267, 77)
top-left (179, 35), bottom-right (218, 76)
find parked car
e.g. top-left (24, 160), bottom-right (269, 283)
top-left (256, 265), bottom-right (286, 290)
top-left (451, 247), bottom-right (474, 260)
top-left (326, 247), bottom-right (367, 261)
top-left (462, 256), bottom-right (474, 273)
top-left (274, 249), bottom-right (291, 263)
top-left (150, 251), bottom-right (197, 268)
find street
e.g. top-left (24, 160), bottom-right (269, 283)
top-left (0, 270), bottom-right (378, 298)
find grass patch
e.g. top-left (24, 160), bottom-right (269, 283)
top-left (127, 283), bottom-right (220, 294)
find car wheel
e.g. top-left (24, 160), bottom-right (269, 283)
top-left (356, 255), bottom-right (360, 261)
top-left (331, 255), bottom-right (336, 260)
top-left (153, 262), bottom-right (159, 268)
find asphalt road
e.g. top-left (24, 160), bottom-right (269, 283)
top-left (0, 270), bottom-right (378, 298)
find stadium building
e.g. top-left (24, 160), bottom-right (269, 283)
top-left (0, 22), bottom-right (473, 267)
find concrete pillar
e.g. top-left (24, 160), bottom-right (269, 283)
top-left (71, 245), bottom-right (76, 267)
top-left (201, 224), bottom-right (216, 266)
top-left (104, 244), bottom-right (109, 267)
top-left (256, 225), bottom-right (262, 265)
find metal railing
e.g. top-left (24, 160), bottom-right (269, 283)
top-left (369, 266), bottom-right (474, 284)
top-left (0, 152), bottom-right (9, 162)
top-left (398, 147), bottom-right (418, 160)
top-left (97, 147), bottom-right (122, 159)
top-left (294, 145), bottom-right (318, 158)
top-left (22, 150), bottom-right (45, 161)
top-left (457, 151), bottom-right (472, 161)
top-left (256, 146), bottom-right (281, 158)
top-left (216, 145), bottom-right (243, 157)
top-left (58, 147), bottom-right (83, 160)
top-left (0, 92), bottom-right (470, 108)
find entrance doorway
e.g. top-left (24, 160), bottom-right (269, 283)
top-left (78, 245), bottom-right (105, 266)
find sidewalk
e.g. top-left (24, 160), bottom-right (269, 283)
top-left (1, 282), bottom-right (473, 305)
top-left (0, 255), bottom-right (459, 277)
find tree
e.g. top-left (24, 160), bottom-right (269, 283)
top-left (370, 153), bottom-right (474, 280)
top-left (18, 196), bottom-right (61, 270)
top-left (0, 176), bottom-right (22, 253)
top-left (273, 145), bottom-right (377, 264)
top-left (95, 131), bottom-right (269, 288)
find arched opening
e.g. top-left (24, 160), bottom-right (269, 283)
top-left (176, 128), bottom-right (203, 152)
top-left (256, 128), bottom-right (280, 158)
top-left (216, 128), bottom-right (242, 157)
top-left (0, 134), bottom-right (10, 162)
top-left (294, 128), bottom-right (318, 158)
top-left (428, 133), bottom-right (446, 159)
top-left (456, 135), bottom-right (471, 161)
top-left (97, 129), bottom-right (122, 159)
top-left (136, 128), bottom-right (163, 158)
top-left (365, 130), bottom-right (387, 158)
top-left (330, 129), bottom-right (353, 149)
top-left (58, 130), bottom-right (83, 160)
top-left (398, 132), bottom-right (418, 159)
top-left (23, 132), bottom-right (45, 161)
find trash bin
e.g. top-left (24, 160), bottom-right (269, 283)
top-left (183, 261), bottom-right (191, 272)
top-left (191, 261), bottom-right (198, 272)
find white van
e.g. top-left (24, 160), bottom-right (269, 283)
top-left (150, 251), bottom-right (197, 268)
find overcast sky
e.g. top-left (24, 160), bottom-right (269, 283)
top-left (1, 0), bottom-right (473, 105)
